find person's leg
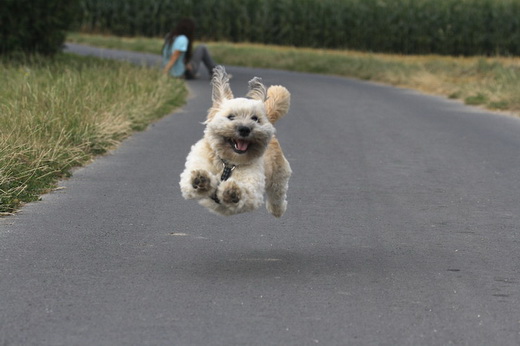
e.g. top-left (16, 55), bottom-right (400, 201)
top-left (190, 45), bottom-right (216, 76)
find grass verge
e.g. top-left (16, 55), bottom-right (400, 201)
top-left (67, 32), bottom-right (520, 117)
top-left (1, 53), bottom-right (186, 215)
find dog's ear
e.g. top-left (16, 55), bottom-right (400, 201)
top-left (246, 77), bottom-right (267, 101)
top-left (265, 85), bottom-right (291, 124)
top-left (211, 65), bottom-right (233, 107)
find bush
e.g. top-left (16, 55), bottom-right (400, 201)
top-left (75, 0), bottom-right (520, 56)
top-left (0, 0), bottom-right (80, 56)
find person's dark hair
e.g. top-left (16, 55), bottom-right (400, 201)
top-left (163, 18), bottom-right (195, 62)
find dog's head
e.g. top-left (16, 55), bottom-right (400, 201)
top-left (204, 66), bottom-right (289, 165)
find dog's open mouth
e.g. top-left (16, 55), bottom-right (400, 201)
top-left (228, 138), bottom-right (250, 154)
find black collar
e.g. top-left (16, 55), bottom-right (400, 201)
top-left (210, 158), bottom-right (237, 204)
top-left (219, 158), bottom-right (236, 181)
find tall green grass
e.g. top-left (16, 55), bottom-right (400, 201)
top-left (77, 0), bottom-right (520, 56)
top-left (0, 54), bottom-right (186, 214)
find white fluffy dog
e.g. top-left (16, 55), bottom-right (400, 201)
top-left (179, 66), bottom-right (292, 217)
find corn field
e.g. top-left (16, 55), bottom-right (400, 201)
top-left (77, 0), bottom-right (520, 56)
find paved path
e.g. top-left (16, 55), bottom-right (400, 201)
top-left (1, 45), bottom-right (520, 345)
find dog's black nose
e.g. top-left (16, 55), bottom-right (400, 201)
top-left (237, 126), bottom-right (251, 137)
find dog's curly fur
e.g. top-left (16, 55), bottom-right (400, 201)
top-left (179, 66), bottom-right (292, 217)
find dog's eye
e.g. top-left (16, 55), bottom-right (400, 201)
top-left (251, 115), bottom-right (259, 122)
top-left (227, 114), bottom-right (235, 120)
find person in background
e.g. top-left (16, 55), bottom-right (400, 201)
top-left (162, 18), bottom-right (217, 79)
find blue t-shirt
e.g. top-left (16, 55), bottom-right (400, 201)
top-left (162, 35), bottom-right (188, 77)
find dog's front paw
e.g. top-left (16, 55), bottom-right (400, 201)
top-left (191, 170), bottom-right (212, 192)
top-left (211, 181), bottom-right (263, 215)
top-left (181, 169), bottom-right (216, 200)
top-left (222, 182), bottom-right (241, 204)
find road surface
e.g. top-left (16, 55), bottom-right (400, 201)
top-left (1, 44), bottom-right (519, 345)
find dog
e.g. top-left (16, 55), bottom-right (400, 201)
top-left (179, 66), bottom-right (292, 217)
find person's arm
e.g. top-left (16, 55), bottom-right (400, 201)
top-left (163, 50), bottom-right (182, 75)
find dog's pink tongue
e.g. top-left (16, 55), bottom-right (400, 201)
top-left (235, 140), bottom-right (249, 151)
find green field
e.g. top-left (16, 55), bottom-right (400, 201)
top-left (77, 0), bottom-right (520, 56)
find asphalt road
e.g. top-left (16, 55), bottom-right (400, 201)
top-left (1, 45), bottom-right (519, 345)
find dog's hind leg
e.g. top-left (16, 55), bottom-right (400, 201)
top-left (266, 171), bottom-right (290, 217)
top-left (265, 139), bottom-right (292, 218)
